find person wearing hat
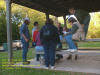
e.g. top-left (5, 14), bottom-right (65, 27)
top-left (68, 8), bottom-right (90, 37)
top-left (20, 18), bottom-right (30, 65)
top-left (64, 17), bottom-right (79, 60)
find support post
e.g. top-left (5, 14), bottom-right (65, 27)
top-left (6, 0), bottom-right (13, 64)
top-left (63, 15), bottom-right (66, 27)
top-left (45, 13), bottom-right (49, 21)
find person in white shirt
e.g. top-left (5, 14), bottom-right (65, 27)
top-left (32, 21), bottom-right (39, 47)
top-left (68, 8), bottom-right (90, 37)
top-left (32, 22), bottom-right (38, 38)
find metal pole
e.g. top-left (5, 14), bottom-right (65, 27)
top-left (6, 0), bottom-right (13, 64)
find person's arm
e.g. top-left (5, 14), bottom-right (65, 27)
top-left (40, 27), bottom-right (44, 44)
top-left (66, 24), bottom-right (78, 35)
top-left (20, 25), bottom-right (29, 42)
top-left (60, 27), bottom-right (63, 35)
top-left (71, 24), bottom-right (78, 34)
top-left (22, 34), bottom-right (29, 42)
top-left (55, 27), bottom-right (60, 43)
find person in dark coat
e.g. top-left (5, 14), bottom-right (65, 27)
top-left (40, 19), bottom-right (60, 69)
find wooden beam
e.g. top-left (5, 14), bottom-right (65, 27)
top-left (45, 13), bottom-right (49, 21)
top-left (6, 0), bottom-right (13, 64)
top-left (63, 15), bottom-right (66, 27)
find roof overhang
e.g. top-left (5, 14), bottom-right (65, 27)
top-left (12, 0), bottom-right (100, 17)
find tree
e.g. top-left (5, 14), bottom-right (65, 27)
top-left (11, 3), bottom-right (46, 40)
top-left (0, 8), bottom-right (7, 45)
top-left (87, 12), bottom-right (100, 38)
top-left (0, 0), bottom-right (46, 45)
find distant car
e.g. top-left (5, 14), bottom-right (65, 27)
top-left (12, 40), bottom-right (22, 50)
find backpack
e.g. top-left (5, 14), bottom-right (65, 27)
top-left (42, 25), bottom-right (55, 40)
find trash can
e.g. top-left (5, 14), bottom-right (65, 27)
top-left (3, 43), bottom-right (8, 51)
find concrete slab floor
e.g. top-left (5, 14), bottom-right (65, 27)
top-left (15, 51), bottom-right (100, 75)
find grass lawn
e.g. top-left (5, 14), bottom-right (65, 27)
top-left (0, 48), bottom-right (34, 64)
top-left (63, 41), bottom-right (100, 49)
top-left (0, 42), bottom-right (100, 75)
top-left (78, 42), bottom-right (100, 48)
top-left (1, 67), bottom-right (90, 75)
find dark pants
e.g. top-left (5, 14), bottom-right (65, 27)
top-left (57, 35), bottom-right (63, 48)
top-left (22, 41), bottom-right (29, 62)
top-left (43, 41), bottom-right (57, 67)
top-left (83, 15), bottom-right (91, 37)
top-left (57, 42), bottom-right (62, 48)
top-left (36, 54), bottom-right (40, 61)
top-left (35, 46), bottom-right (44, 61)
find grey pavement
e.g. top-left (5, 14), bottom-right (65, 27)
top-left (15, 50), bottom-right (100, 75)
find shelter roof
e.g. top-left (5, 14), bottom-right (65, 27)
top-left (12, 0), bottom-right (100, 16)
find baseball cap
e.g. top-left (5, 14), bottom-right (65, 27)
top-left (24, 17), bottom-right (30, 21)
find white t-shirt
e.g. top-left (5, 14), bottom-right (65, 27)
top-left (66, 15), bottom-right (79, 23)
top-left (32, 27), bottom-right (37, 38)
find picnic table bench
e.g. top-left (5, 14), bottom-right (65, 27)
top-left (35, 49), bottom-right (78, 64)
top-left (35, 49), bottom-right (78, 55)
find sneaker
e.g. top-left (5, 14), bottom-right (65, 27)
top-left (50, 66), bottom-right (55, 69)
top-left (70, 49), bottom-right (77, 53)
top-left (23, 61), bottom-right (30, 65)
top-left (67, 49), bottom-right (71, 52)
top-left (43, 66), bottom-right (49, 69)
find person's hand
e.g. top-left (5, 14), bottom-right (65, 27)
top-left (64, 33), bottom-right (67, 36)
top-left (25, 38), bottom-right (29, 42)
top-left (64, 33), bottom-right (69, 36)
top-left (22, 34), bottom-right (29, 42)
top-left (63, 31), bottom-right (69, 36)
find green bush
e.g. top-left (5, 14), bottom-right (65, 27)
top-left (0, 8), bottom-right (7, 45)
top-left (0, 8), bottom-right (21, 45)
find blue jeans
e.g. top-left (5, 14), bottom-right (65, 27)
top-left (22, 41), bottom-right (29, 62)
top-left (65, 34), bottom-right (77, 49)
top-left (35, 46), bottom-right (44, 61)
top-left (43, 41), bottom-right (56, 67)
top-left (35, 46), bottom-right (44, 52)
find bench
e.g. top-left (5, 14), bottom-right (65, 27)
top-left (36, 38), bottom-right (100, 62)
top-left (35, 49), bottom-right (78, 64)
top-left (36, 50), bottom-right (78, 54)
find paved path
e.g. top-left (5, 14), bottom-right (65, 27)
top-left (15, 50), bottom-right (100, 75)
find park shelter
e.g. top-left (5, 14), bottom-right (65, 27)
top-left (6, 0), bottom-right (100, 63)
